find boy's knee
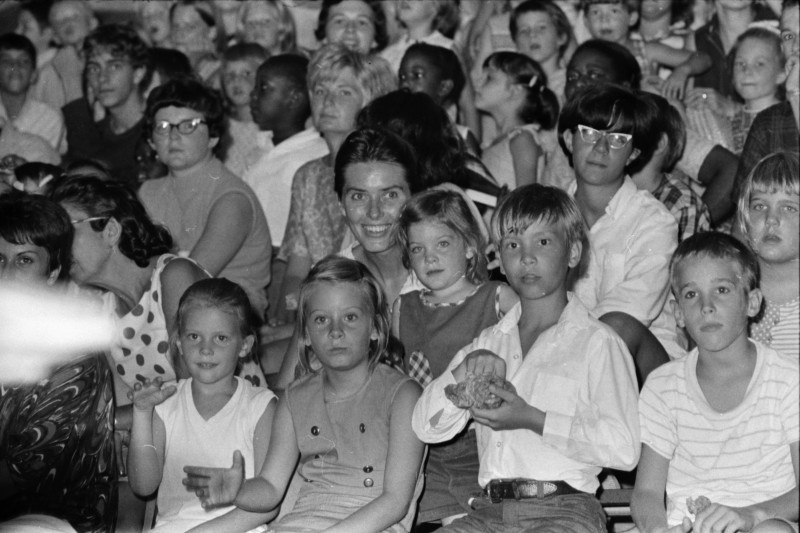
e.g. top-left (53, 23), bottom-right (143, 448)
top-left (753, 519), bottom-right (799, 533)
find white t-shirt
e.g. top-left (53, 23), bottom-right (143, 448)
top-left (639, 342), bottom-right (800, 526)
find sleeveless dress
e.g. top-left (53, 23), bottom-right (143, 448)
top-left (104, 254), bottom-right (267, 405)
top-left (481, 124), bottom-right (558, 190)
top-left (275, 364), bottom-right (423, 532)
top-left (139, 157), bottom-right (272, 315)
top-left (398, 281), bottom-right (505, 523)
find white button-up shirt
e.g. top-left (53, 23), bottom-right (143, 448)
top-left (412, 295), bottom-right (640, 493)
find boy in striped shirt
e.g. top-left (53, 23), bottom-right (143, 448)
top-left (632, 232), bottom-right (799, 533)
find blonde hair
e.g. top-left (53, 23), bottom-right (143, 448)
top-left (237, 0), bottom-right (297, 54)
top-left (737, 152), bottom-right (799, 241)
top-left (296, 256), bottom-right (390, 375)
top-left (307, 43), bottom-right (397, 104)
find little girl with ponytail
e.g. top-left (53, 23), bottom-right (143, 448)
top-left (475, 51), bottom-right (560, 189)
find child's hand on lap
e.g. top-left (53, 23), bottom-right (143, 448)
top-left (453, 349), bottom-right (506, 382)
top-left (128, 377), bottom-right (177, 412)
top-left (470, 383), bottom-right (533, 430)
top-left (183, 450), bottom-right (246, 509)
top-left (692, 503), bottom-right (754, 533)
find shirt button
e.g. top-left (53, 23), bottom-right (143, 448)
top-left (359, 423), bottom-right (366, 433)
top-left (496, 441), bottom-right (501, 447)
top-left (314, 454), bottom-right (321, 459)
top-left (513, 354), bottom-right (520, 360)
top-left (363, 465), bottom-right (373, 473)
top-left (363, 478), bottom-right (374, 487)
top-left (311, 426), bottom-right (320, 436)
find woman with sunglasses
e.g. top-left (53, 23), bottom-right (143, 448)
top-left (50, 176), bottom-right (268, 464)
top-left (138, 77), bottom-right (272, 317)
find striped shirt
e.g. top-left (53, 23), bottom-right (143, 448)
top-left (639, 342), bottom-right (799, 527)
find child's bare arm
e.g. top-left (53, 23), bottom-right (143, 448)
top-left (647, 44), bottom-right (712, 100)
top-left (128, 378), bottom-right (175, 497)
top-left (510, 130), bottom-right (541, 188)
top-left (324, 380), bottom-right (425, 533)
top-left (190, 193), bottom-right (255, 277)
top-left (632, 444), bottom-right (692, 533)
top-left (693, 441), bottom-right (799, 532)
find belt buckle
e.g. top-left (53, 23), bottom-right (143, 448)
top-left (487, 480), bottom-right (502, 503)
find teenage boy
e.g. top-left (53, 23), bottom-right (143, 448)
top-left (61, 24), bottom-right (152, 188)
top-left (14, 1), bottom-right (63, 111)
top-left (632, 232), bottom-right (799, 533)
top-left (242, 53), bottom-right (328, 248)
top-left (559, 83), bottom-right (683, 379)
top-left (0, 33), bottom-right (66, 154)
top-left (413, 184), bottom-right (640, 532)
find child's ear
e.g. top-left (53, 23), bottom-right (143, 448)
top-left (436, 79), bottom-right (454, 100)
top-left (671, 299), bottom-right (685, 328)
top-left (626, 147), bottom-right (641, 165)
top-left (239, 335), bottom-right (256, 358)
top-left (656, 133), bottom-right (669, 155)
top-left (29, 67), bottom-right (39, 86)
top-left (567, 240), bottom-right (582, 269)
top-left (562, 129), bottom-right (574, 155)
top-left (777, 67), bottom-right (788, 86)
top-left (370, 328), bottom-right (378, 341)
top-left (746, 288), bottom-right (763, 319)
top-left (628, 10), bottom-right (638, 27)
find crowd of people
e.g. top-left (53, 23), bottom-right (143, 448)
top-left (0, 0), bottom-right (797, 532)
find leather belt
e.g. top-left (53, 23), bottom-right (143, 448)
top-left (485, 478), bottom-right (580, 502)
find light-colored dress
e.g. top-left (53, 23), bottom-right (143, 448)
top-left (274, 364), bottom-right (422, 532)
top-left (481, 124), bottom-right (557, 189)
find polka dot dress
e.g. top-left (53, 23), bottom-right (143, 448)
top-left (105, 254), bottom-right (268, 391)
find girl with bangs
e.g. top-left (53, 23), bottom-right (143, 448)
top-left (184, 256), bottom-right (425, 533)
top-left (739, 152), bottom-right (799, 359)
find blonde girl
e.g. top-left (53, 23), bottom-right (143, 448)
top-left (128, 278), bottom-right (277, 533)
top-left (184, 257), bottom-right (425, 533)
top-left (739, 152), bottom-right (799, 359)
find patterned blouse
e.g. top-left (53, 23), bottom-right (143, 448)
top-left (0, 353), bottom-right (117, 532)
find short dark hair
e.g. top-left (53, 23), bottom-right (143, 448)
top-left (570, 39), bottom-right (642, 89)
top-left (144, 77), bottom-right (227, 140)
top-left (261, 53), bottom-right (310, 93)
top-left (558, 84), bottom-right (659, 175)
top-left (222, 41), bottom-right (269, 65)
top-left (148, 47), bottom-right (196, 85)
top-left (0, 191), bottom-right (73, 281)
top-left (638, 92), bottom-right (686, 172)
top-left (334, 127), bottom-right (419, 199)
top-left (0, 32), bottom-right (37, 66)
top-left (669, 231), bottom-right (760, 294)
top-left (403, 42), bottom-right (466, 106)
top-left (84, 23), bottom-right (153, 93)
top-left (315, 0), bottom-right (389, 51)
top-left (49, 176), bottom-right (173, 268)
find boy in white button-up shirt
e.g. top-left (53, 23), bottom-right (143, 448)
top-left (412, 184), bottom-right (640, 532)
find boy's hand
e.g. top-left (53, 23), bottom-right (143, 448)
top-left (452, 349), bottom-right (506, 383)
top-left (128, 377), bottom-right (177, 412)
top-left (692, 503), bottom-right (755, 533)
top-left (662, 67), bottom-right (690, 101)
top-left (470, 384), bottom-right (537, 432)
top-left (183, 450), bottom-right (245, 509)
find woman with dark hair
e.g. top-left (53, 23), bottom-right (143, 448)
top-left (314, 0), bottom-right (389, 54)
top-left (272, 127), bottom-right (423, 389)
top-left (50, 176), bottom-right (267, 411)
top-left (138, 77), bottom-right (272, 317)
top-left (0, 192), bottom-right (116, 533)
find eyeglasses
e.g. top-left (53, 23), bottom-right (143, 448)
top-left (577, 124), bottom-right (632, 150)
top-left (70, 216), bottom-right (108, 226)
top-left (153, 117), bottom-right (207, 137)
